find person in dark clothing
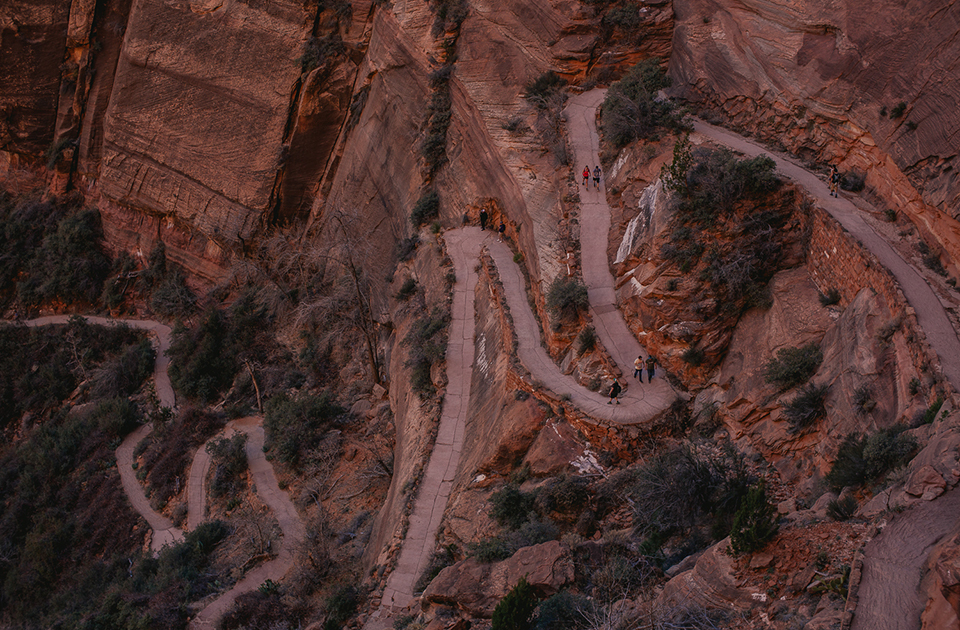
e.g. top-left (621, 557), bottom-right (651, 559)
top-left (645, 355), bottom-right (657, 381)
top-left (480, 207), bottom-right (488, 230)
top-left (498, 221), bottom-right (506, 242)
top-left (607, 380), bottom-right (622, 404)
top-left (593, 165), bottom-right (601, 190)
top-left (829, 165), bottom-right (841, 198)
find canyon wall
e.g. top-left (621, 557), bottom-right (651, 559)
top-left (669, 0), bottom-right (960, 274)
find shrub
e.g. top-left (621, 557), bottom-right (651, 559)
top-left (89, 338), bottom-right (156, 399)
top-left (414, 544), bottom-right (457, 593)
top-left (784, 383), bottom-right (829, 433)
top-left (909, 377), bottom-right (922, 396)
top-left (883, 208), bottom-right (898, 222)
top-left (841, 170), bottom-right (866, 192)
top-left (918, 241), bottom-right (948, 276)
top-left (323, 584), bottom-right (360, 630)
top-left (853, 384), bottom-right (876, 414)
top-left (206, 433), bottom-right (248, 498)
top-left (600, 59), bottom-right (676, 149)
top-left (299, 35), bottom-right (345, 73)
top-left (825, 424), bottom-right (917, 490)
top-left (395, 236), bottom-right (420, 262)
top-left (411, 190), bottom-right (441, 227)
top-left (536, 475), bottom-right (590, 519)
top-left (577, 326), bottom-right (597, 353)
top-left (16, 208), bottom-right (110, 308)
top-left (921, 396), bottom-right (945, 425)
top-left (404, 307), bottom-right (450, 398)
top-left (490, 484), bottom-right (537, 529)
top-left (764, 343), bottom-right (822, 389)
top-left (523, 71), bottom-right (567, 110)
top-left (626, 443), bottom-right (751, 535)
top-left (396, 278), bottom-right (418, 301)
top-left (546, 277), bottom-right (589, 322)
top-left (890, 101), bottom-right (907, 119)
top-left (818, 287), bottom-right (841, 306)
top-left (681, 345), bottom-right (706, 367)
top-left (492, 576), bottom-right (538, 630)
top-left (602, 2), bottom-right (642, 30)
top-left (533, 590), bottom-right (592, 630)
top-left (729, 482), bottom-right (778, 555)
top-left (827, 496), bottom-right (858, 521)
top-left (150, 268), bottom-right (196, 317)
top-left (264, 392), bottom-right (342, 469)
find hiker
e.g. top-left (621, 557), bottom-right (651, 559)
top-left (645, 355), bottom-right (657, 381)
top-left (607, 380), bottom-right (622, 404)
top-left (498, 221), bottom-right (506, 242)
top-left (829, 165), bottom-right (840, 198)
top-left (582, 165), bottom-right (590, 187)
top-left (593, 165), bottom-right (601, 190)
top-left (634, 355), bottom-right (644, 382)
top-left (479, 207), bottom-right (488, 231)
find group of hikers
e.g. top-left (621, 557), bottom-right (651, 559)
top-left (606, 355), bottom-right (657, 404)
top-left (477, 207), bottom-right (506, 242)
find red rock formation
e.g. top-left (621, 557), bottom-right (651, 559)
top-left (669, 0), bottom-right (960, 273)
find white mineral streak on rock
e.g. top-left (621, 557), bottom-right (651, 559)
top-left (615, 179), bottom-right (662, 264)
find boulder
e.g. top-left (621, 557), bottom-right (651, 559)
top-left (522, 420), bottom-right (585, 477)
top-left (906, 465), bottom-right (947, 501)
top-left (658, 538), bottom-right (756, 611)
top-left (422, 541), bottom-right (574, 617)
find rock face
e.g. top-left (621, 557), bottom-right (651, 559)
top-left (669, 0), bottom-right (960, 273)
top-left (422, 540), bottom-right (574, 617)
top-left (658, 538), bottom-right (756, 611)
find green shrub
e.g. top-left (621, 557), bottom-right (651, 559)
top-left (784, 383), bottom-right (829, 433)
top-left (16, 208), bottom-right (110, 308)
top-left (764, 343), bottom-right (822, 389)
top-left (841, 170), bottom-right (866, 192)
top-left (602, 2), bottom-right (641, 30)
top-left (492, 576), bottom-right (538, 630)
top-left (729, 482), bottom-right (778, 555)
top-left (909, 377), bottom-right (922, 396)
top-left (264, 392), bottom-right (343, 469)
top-left (536, 475), bottom-right (590, 518)
top-left (577, 326), bottom-right (597, 353)
top-left (546, 277), bottom-right (589, 322)
top-left (88, 397), bottom-right (141, 439)
top-left (825, 424), bottom-right (917, 490)
top-left (853, 384), bottom-right (875, 414)
top-left (600, 59), bottom-right (677, 149)
top-left (411, 190), bottom-right (441, 227)
top-left (681, 345), bottom-right (706, 367)
top-left (421, 66), bottom-right (454, 173)
top-left (404, 307), bottom-right (451, 398)
top-left (490, 483), bottom-right (537, 529)
top-left (922, 396), bottom-right (945, 424)
top-left (827, 496), bottom-right (858, 521)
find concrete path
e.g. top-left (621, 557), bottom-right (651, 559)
top-left (364, 230), bottom-right (481, 629)
top-left (689, 120), bottom-right (960, 396)
top-left (187, 437), bottom-right (213, 532)
top-left (21, 315), bottom-right (182, 553)
top-left (189, 415), bottom-right (307, 629)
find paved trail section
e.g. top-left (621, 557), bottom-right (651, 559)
top-left (23, 316), bottom-right (183, 552)
top-left (189, 416), bottom-right (307, 630)
top-left (690, 120), bottom-right (960, 396)
top-left (19, 316), bottom-right (306, 629)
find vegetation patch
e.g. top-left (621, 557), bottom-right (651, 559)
top-left (763, 343), bottom-right (823, 390)
top-left (492, 576), bottom-right (539, 630)
top-left (263, 392), bottom-right (343, 470)
top-left (141, 407), bottom-right (226, 505)
top-left (411, 190), bottom-right (441, 228)
top-left (404, 307), bottom-right (451, 398)
top-left (729, 482), bottom-right (778, 555)
top-left (600, 59), bottom-right (678, 149)
top-left (546, 277), bottom-right (589, 323)
top-left (784, 383), bottom-right (829, 433)
top-left (826, 424), bottom-right (917, 490)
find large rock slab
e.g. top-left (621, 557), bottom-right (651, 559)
top-left (422, 540), bottom-right (574, 617)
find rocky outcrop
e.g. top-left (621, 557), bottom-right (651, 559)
top-left (658, 538), bottom-right (756, 612)
top-left (422, 540), bottom-right (573, 617)
top-left (669, 0), bottom-right (960, 274)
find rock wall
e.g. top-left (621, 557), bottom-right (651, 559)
top-left (669, 0), bottom-right (960, 274)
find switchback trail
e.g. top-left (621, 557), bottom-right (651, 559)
top-left (18, 316), bottom-right (306, 628)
